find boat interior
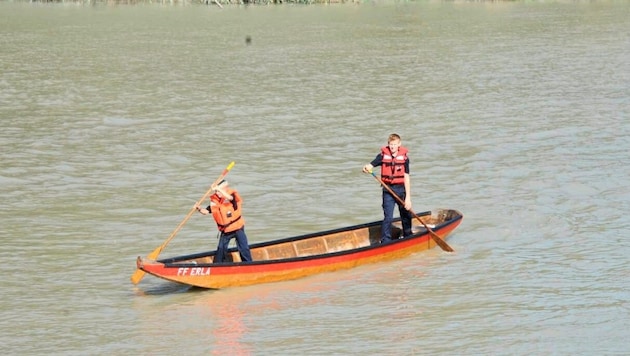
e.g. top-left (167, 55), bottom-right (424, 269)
top-left (166, 209), bottom-right (458, 265)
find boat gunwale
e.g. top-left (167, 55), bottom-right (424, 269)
top-left (157, 209), bottom-right (462, 268)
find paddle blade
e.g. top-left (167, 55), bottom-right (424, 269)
top-left (145, 245), bottom-right (162, 260)
top-left (130, 268), bottom-right (145, 285)
top-left (430, 231), bottom-right (454, 252)
top-left (130, 242), bottom-right (165, 284)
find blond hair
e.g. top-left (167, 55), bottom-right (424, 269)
top-left (388, 133), bottom-right (401, 142)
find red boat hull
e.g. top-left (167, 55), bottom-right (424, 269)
top-left (137, 209), bottom-right (462, 289)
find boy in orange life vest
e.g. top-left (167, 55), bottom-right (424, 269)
top-left (362, 133), bottom-right (413, 243)
top-left (195, 180), bottom-right (253, 263)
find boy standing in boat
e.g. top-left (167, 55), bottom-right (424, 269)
top-left (362, 133), bottom-right (413, 243)
top-left (195, 180), bottom-right (253, 263)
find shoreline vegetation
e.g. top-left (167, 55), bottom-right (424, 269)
top-left (19, 0), bottom-right (367, 5)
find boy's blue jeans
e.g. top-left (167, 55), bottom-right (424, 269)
top-left (381, 184), bottom-right (412, 242)
top-left (215, 228), bottom-right (252, 263)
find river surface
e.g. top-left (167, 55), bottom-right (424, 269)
top-left (1, 1), bottom-right (629, 354)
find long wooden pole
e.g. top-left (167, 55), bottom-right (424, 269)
top-left (130, 161), bottom-right (236, 285)
top-left (368, 170), bottom-right (454, 252)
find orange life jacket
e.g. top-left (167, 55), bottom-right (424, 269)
top-left (210, 188), bottom-right (245, 233)
top-left (380, 146), bottom-right (408, 185)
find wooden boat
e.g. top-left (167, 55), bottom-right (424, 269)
top-left (137, 208), bottom-right (463, 289)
